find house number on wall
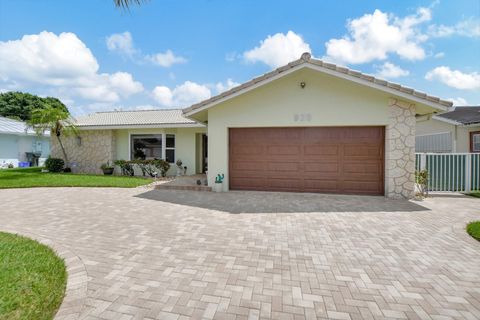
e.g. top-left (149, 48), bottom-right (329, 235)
top-left (294, 113), bottom-right (312, 122)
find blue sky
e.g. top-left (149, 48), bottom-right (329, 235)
top-left (0, 0), bottom-right (479, 115)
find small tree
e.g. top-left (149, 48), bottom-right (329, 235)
top-left (28, 106), bottom-right (77, 168)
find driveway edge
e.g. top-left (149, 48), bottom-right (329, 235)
top-left (0, 228), bottom-right (88, 320)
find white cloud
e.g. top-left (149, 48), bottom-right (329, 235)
top-left (448, 97), bottom-right (468, 106)
top-left (146, 50), bottom-right (187, 67)
top-left (243, 31), bottom-right (311, 68)
top-left (324, 7), bottom-right (431, 64)
top-left (434, 52), bottom-right (445, 58)
top-left (0, 31), bottom-right (143, 103)
top-left (215, 78), bottom-right (240, 93)
top-left (107, 32), bottom-right (187, 68)
top-left (152, 81), bottom-right (211, 108)
top-left (106, 31), bottom-right (136, 56)
top-left (428, 18), bottom-right (480, 38)
top-left (375, 62), bottom-right (409, 78)
top-left (425, 66), bottom-right (480, 90)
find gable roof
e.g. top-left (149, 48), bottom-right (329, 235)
top-left (184, 53), bottom-right (452, 117)
top-left (74, 109), bottom-right (204, 129)
top-left (0, 116), bottom-right (48, 136)
top-left (433, 106), bottom-right (480, 126)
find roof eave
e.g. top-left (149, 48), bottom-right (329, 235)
top-left (76, 123), bottom-right (205, 130)
top-left (184, 60), bottom-right (451, 117)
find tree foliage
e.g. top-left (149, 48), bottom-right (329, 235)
top-left (27, 105), bottom-right (77, 167)
top-left (0, 91), bottom-right (69, 121)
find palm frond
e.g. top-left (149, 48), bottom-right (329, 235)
top-left (114, 0), bottom-right (146, 8)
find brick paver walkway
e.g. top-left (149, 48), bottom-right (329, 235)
top-left (0, 188), bottom-right (479, 320)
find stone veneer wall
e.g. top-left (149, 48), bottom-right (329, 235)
top-left (51, 130), bottom-right (116, 174)
top-left (385, 98), bottom-right (416, 199)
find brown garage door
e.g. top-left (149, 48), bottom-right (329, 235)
top-left (229, 127), bottom-right (384, 195)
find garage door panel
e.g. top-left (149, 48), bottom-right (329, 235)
top-left (268, 162), bottom-right (301, 172)
top-left (267, 178), bottom-right (303, 189)
top-left (343, 145), bottom-right (383, 157)
top-left (231, 161), bottom-right (267, 172)
top-left (343, 162), bottom-right (381, 174)
top-left (230, 177), bottom-right (266, 189)
top-left (267, 145), bottom-right (301, 155)
top-left (304, 145), bottom-right (339, 156)
top-left (304, 127), bottom-right (344, 141)
top-left (304, 162), bottom-right (339, 173)
top-left (229, 127), bottom-right (384, 195)
top-left (304, 179), bottom-right (340, 192)
top-left (231, 145), bottom-right (264, 156)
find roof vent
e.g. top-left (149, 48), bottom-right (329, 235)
top-left (300, 52), bottom-right (311, 61)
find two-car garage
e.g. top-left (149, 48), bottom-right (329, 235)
top-left (229, 126), bottom-right (385, 195)
top-left (184, 55), bottom-right (451, 199)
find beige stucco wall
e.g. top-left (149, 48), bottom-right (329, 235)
top-left (115, 127), bottom-right (206, 176)
top-left (416, 117), bottom-right (480, 152)
top-left (51, 130), bottom-right (116, 174)
top-left (205, 67), bottom-right (417, 198)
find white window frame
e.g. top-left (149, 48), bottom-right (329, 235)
top-left (165, 134), bottom-right (175, 163)
top-left (127, 132), bottom-right (176, 162)
top-left (472, 131), bottom-right (480, 153)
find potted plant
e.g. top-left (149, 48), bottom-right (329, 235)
top-left (175, 159), bottom-right (183, 176)
top-left (214, 173), bottom-right (224, 192)
top-left (101, 162), bottom-right (114, 175)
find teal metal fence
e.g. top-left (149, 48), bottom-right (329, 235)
top-left (415, 153), bottom-right (480, 192)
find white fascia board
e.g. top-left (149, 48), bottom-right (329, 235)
top-left (77, 123), bottom-right (205, 130)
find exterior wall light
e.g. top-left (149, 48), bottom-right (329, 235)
top-left (300, 82), bottom-right (306, 89)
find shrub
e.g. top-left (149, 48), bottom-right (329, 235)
top-left (114, 160), bottom-right (134, 176)
top-left (151, 159), bottom-right (170, 177)
top-left (415, 170), bottom-right (428, 198)
top-left (45, 157), bottom-right (64, 173)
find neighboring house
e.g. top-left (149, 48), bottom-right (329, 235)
top-left (53, 53), bottom-right (452, 199)
top-left (0, 116), bottom-right (50, 167)
top-left (416, 106), bottom-right (480, 153)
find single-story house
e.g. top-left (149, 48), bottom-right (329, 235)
top-left (416, 106), bottom-right (480, 153)
top-left (53, 53), bottom-right (453, 199)
top-left (0, 116), bottom-right (50, 168)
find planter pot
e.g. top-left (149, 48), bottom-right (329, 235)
top-left (102, 168), bottom-right (114, 175)
top-left (176, 167), bottom-right (183, 176)
top-left (213, 183), bottom-right (223, 192)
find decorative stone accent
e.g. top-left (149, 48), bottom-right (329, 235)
top-left (51, 130), bottom-right (115, 174)
top-left (386, 98), bottom-right (416, 199)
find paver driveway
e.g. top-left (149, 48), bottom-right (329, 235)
top-left (0, 188), bottom-right (479, 320)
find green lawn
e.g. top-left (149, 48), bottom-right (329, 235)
top-left (467, 191), bottom-right (480, 198)
top-left (466, 221), bottom-right (480, 241)
top-left (0, 232), bottom-right (67, 320)
top-left (0, 167), bottom-right (152, 189)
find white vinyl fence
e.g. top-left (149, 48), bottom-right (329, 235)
top-left (415, 153), bottom-right (480, 192)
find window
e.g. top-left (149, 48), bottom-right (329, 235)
top-left (165, 134), bottom-right (175, 163)
top-left (131, 135), bottom-right (162, 160)
top-left (471, 131), bottom-right (480, 153)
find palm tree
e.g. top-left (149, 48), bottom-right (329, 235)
top-left (28, 105), bottom-right (77, 167)
top-left (114, 0), bottom-right (146, 8)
